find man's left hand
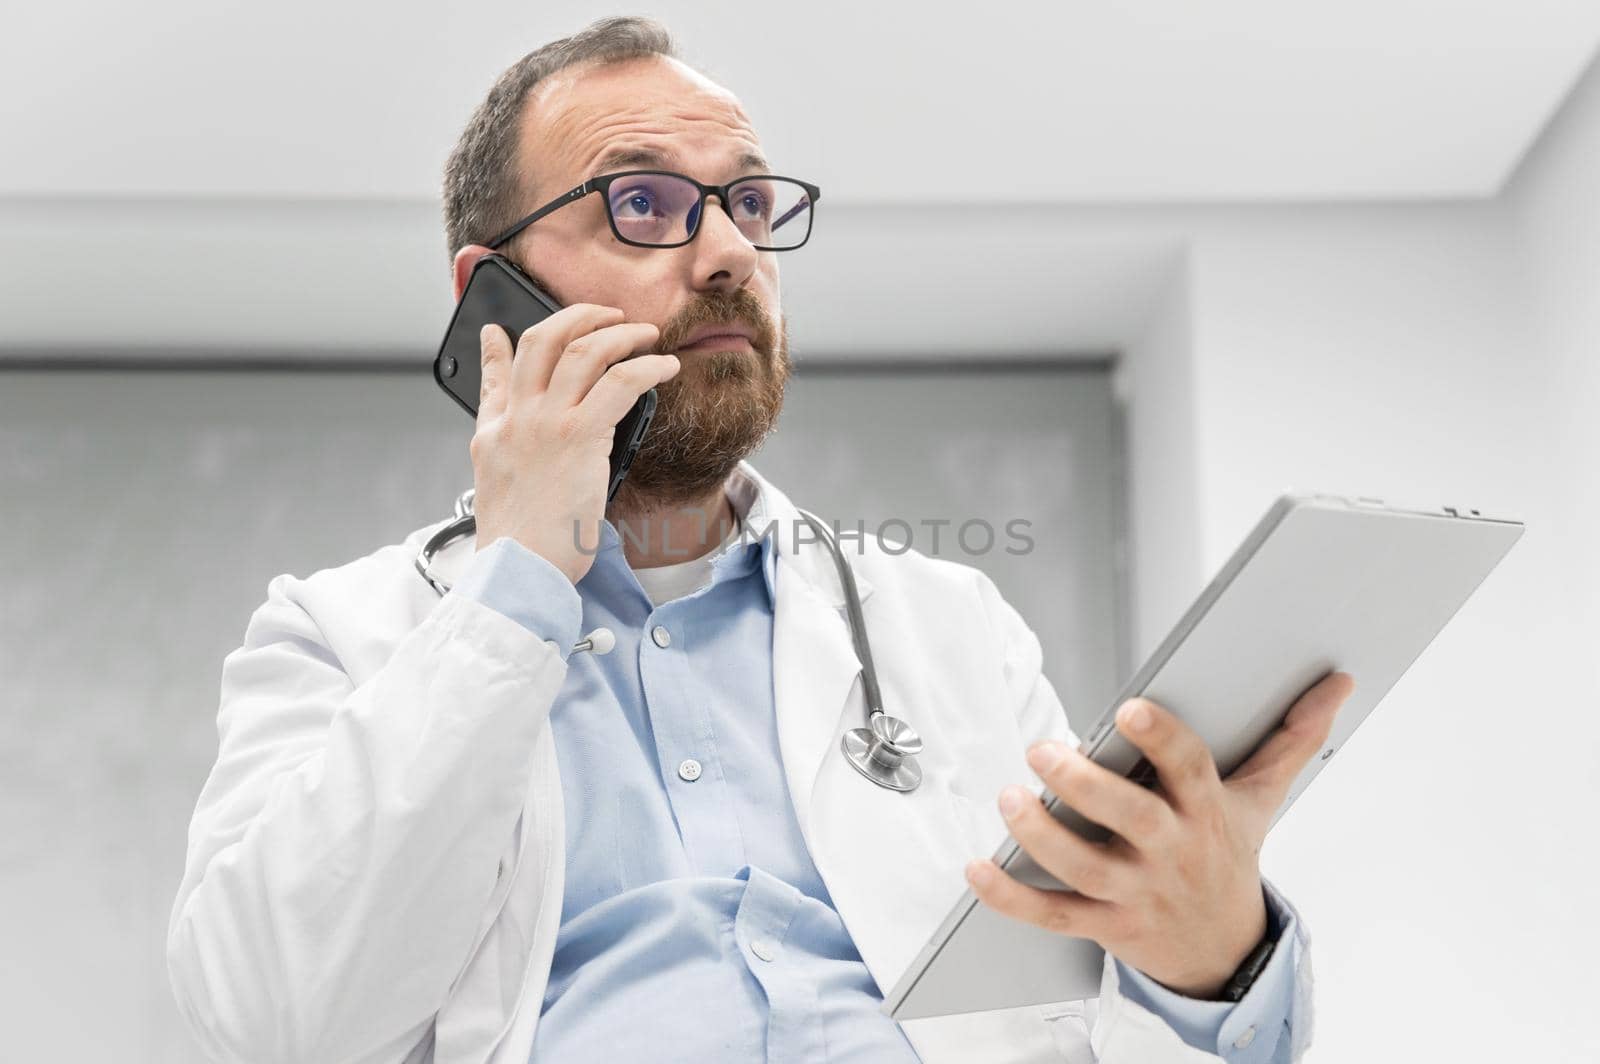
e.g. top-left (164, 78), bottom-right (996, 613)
top-left (966, 671), bottom-right (1356, 999)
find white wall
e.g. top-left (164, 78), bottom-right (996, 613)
top-left (1113, 250), bottom-right (1204, 663)
top-left (1506, 34), bottom-right (1600, 693)
top-left (0, 197), bottom-right (1174, 363)
top-left (1182, 207), bottom-right (1560, 1061)
top-left (1105, 67), bottom-right (1600, 1064)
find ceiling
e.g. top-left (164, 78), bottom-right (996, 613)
top-left (5, 0), bottom-right (1598, 205)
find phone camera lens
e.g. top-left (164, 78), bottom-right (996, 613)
top-left (440, 354), bottom-right (458, 379)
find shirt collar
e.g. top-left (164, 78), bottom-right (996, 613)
top-left (723, 462), bottom-right (779, 609)
top-left (421, 458), bottom-right (872, 609)
top-left (587, 464), bottom-right (779, 609)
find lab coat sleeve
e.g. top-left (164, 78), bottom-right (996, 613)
top-left (166, 546), bottom-right (582, 1064)
top-left (972, 570), bottom-right (1316, 1063)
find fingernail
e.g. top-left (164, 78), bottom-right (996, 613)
top-left (965, 859), bottom-right (992, 886)
top-left (998, 785), bottom-right (1027, 818)
top-left (1123, 700), bottom-right (1153, 731)
top-left (1026, 741), bottom-right (1064, 774)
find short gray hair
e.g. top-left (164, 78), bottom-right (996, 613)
top-left (441, 16), bottom-right (680, 270)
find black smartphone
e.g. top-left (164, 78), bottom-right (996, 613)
top-left (432, 252), bottom-right (656, 503)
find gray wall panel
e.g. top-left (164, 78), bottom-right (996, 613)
top-left (0, 363), bottom-right (1124, 1061)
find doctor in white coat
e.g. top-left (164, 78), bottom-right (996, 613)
top-left (168, 15), bottom-right (1354, 1064)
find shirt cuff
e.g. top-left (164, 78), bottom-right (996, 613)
top-left (1113, 882), bottom-right (1298, 1063)
top-left (451, 536), bottom-right (584, 656)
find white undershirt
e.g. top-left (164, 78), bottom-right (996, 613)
top-left (630, 516), bottom-right (747, 607)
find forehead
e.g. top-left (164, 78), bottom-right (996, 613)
top-left (520, 55), bottom-right (767, 193)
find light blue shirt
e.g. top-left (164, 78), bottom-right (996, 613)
top-left (453, 482), bottom-right (1300, 1062)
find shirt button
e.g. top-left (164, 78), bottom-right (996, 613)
top-left (1233, 1025), bottom-right (1257, 1049)
top-left (651, 625), bottom-right (672, 648)
top-left (677, 758), bottom-right (702, 782)
top-left (751, 938), bottom-right (778, 962)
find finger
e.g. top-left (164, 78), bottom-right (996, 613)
top-left (512, 303), bottom-right (626, 398)
top-left (1227, 671), bottom-right (1355, 807)
top-left (1113, 696), bottom-right (1222, 813)
top-left (965, 858), bottom-right (1115, 944)
top-left (574, 354), bottom-right (682, 432)
top-left (545, 321), bottom-right (663, 409)
top-left (996, 785), bottom-right (1133, 901)
top-left (1027, 743), bottom-right (1175, 850)
top-left (477, 323), bottom-right (512, 423)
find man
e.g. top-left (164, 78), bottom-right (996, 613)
top-left (167, 16), bottom-right (1353, 1064)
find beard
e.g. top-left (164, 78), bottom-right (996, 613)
top-left (608, 286), bottom-right (791, 514)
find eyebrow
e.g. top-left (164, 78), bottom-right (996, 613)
top-left (591, 145), bottom-right (774, 177)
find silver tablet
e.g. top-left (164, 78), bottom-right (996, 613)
top-left (884, 491), bottom-right (1524, 1020)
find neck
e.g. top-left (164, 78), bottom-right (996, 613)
top-left (608, 483), bottom-right (737, 570)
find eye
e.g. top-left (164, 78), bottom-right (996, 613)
top-left (613, 188), bottom-right (658, 217)
top-left (735, 190), bottom-right (770, 218)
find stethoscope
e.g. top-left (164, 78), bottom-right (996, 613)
top-left (414, 487), bottom-right (926, 791)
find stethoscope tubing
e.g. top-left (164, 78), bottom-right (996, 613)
top-left (414, 489), bottom-right (923, 790)
top-left (794, 508), bottom-right (885, 717)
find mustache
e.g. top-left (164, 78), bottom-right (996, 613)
top-left (656, 289), bottom-right (776, 355)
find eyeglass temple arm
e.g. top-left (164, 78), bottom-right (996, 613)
top-left (486, 181), bottom-right (595, 250)
top-left (772, 198), bottom-right (810, 232)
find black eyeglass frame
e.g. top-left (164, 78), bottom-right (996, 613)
top-left (484, 169), bottom-right (822, 252)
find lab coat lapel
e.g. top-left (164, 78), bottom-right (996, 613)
top-left (750, 461), bottom-right (877, 839)
top-left (772, 550), bottom-right (981, 1005)
top-left (751, 465), bottom-right (982, 1002)
top-left (769, 556), bottom-right (868, 839)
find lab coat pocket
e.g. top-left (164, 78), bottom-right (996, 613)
top-left (447, 813), bottom-right (525, 996)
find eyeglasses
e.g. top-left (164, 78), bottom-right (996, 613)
top-left (485, 170), bottom-right (821, 252)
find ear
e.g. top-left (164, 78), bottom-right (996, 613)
top-left (451, 244), bottom-right (496, 303)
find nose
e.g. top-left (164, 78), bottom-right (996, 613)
top-left (688, 193), bottom-right (759, 289)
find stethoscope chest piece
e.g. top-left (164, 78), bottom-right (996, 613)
top-left (842, 712), bottom-right (924, 792)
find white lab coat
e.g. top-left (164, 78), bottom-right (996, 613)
top-left (168, 460), bottom-right (1313, 1064)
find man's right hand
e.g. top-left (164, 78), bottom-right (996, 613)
top-left (470, 304), bottom-right (680, 586)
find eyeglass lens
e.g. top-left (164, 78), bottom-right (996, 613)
top-left (605, 173), bottom-right (812, 248)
